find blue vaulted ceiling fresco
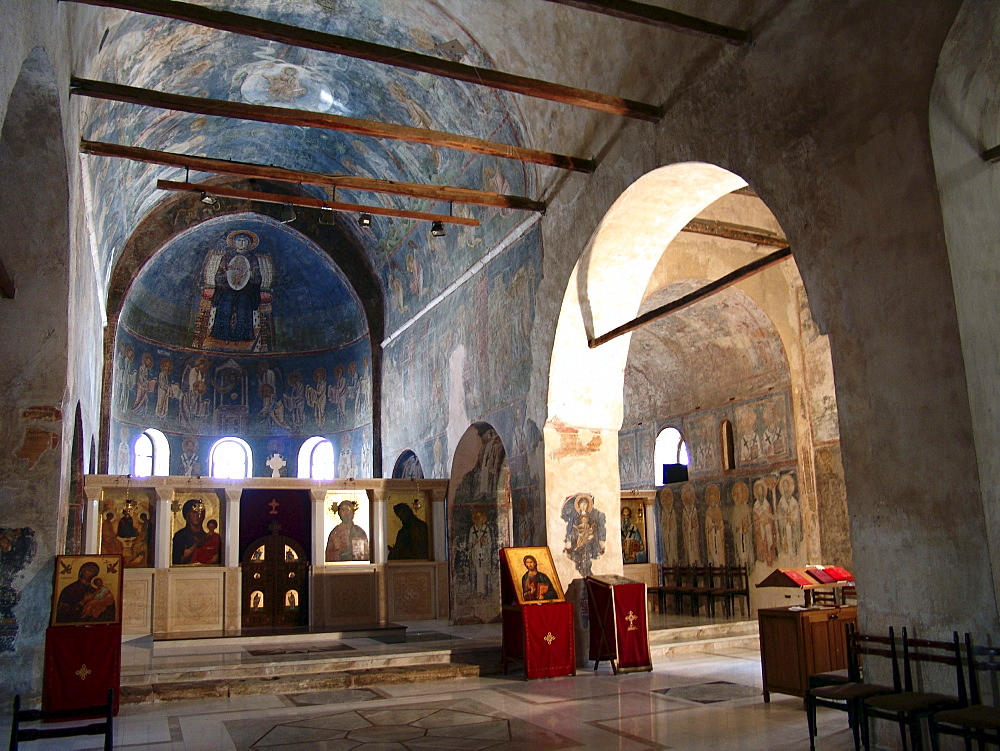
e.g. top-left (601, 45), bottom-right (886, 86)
top-left (111, 213), bottom-right (374, 477)
top-left (81, 0), bottom-right (537, 337)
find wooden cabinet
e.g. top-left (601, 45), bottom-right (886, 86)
top-left (757, 605), bottom-right (857, 701)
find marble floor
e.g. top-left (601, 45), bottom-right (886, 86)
top-left (3, 620), bottom-right (861, 750)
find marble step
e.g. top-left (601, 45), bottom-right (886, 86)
top-left (648, 619), bottom-right (758, 645)
top-left (121, 659), bottom-right (496, 704)
top-left (123, 640), bottom-right (499, 687)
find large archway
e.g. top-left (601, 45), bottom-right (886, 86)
top-left (545, 162), bottom-right (846, 606)
top-left (448, 422), bottom-right (510, 624)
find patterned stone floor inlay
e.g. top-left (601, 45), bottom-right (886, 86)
top-left (225, 698), bottom-right (577, 750)
top-left (657, 680), bottom-right (761, 703)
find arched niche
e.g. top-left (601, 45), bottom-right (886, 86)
top-left (448, 422), bottom-right (510, 624)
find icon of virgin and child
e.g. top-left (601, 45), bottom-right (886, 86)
top-left (55, 561), bottom-right (117, 623)
top-left (172, 498), bottom-right (222, 565)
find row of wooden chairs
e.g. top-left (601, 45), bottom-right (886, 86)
top-left (806, 624), bottom-right (1000, 751)
top-left (649, 565), bottom-right (750, 618)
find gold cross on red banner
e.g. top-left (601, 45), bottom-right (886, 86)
top-left (75, 664), bottom-right (92, 680)
top-left (269, 498), bottom-right (280, 515)
top-left (626, 610), bottom-right (639, 631)
top-left (544, 631), bottom-right (556, 645)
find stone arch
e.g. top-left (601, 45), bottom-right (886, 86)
top-left (391, 450), bottom-right (424, 479)
top-left (448, 422), bottom-right (510, 624)
top-left (545, 163), bottom-right (748, 586)
top-left (545, 162), bottom-right (837, 593)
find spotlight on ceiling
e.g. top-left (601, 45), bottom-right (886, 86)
top-left (280, 204), bottom-right (297, 224)
top-left (358, 213), bottom-right (372, 228)
top-left (430, 220), bottom-right (446, 237)
top-left (200, 192), bottom-right (217, 206)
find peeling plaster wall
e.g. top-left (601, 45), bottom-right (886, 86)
top-left (0, 0), bottom-right (105, 701)
top-left (931, 1), bottom-right (1000, 624)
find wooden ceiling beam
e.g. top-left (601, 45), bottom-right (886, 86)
top-left (158, 180), bottom-right (479, 226)
top-left (61, 0), bottom-right (662, 121)
top-left (681, 218), bottom-right (787, 247)
top-left (588, 246), bottom-right (791, 348)
top-left (80, 140), bottom-right (546, 213)
top-left (542, 0), bottom-right (750, 45)
top-left (71, 77), bottom-right (596, 173)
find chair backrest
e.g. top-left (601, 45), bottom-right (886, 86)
top-left (661, 566), bottom-right (678, 586)
top-left (854, 626), bottom-right (897, 686)
top-left (901, 627), bottom-right (965, 704)
top-left (964, 633), bottom-right (1000, 706)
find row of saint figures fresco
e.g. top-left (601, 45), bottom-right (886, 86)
top-left (113, 345), bottom-right (372, 435)
top-left (659, 473), bottom-right (802, 568)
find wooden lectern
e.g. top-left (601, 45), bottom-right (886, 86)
top-left (586, 574), bottom-right (652, 674)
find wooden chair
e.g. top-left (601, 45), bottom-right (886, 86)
top-left (652, 566), bottom-right (680, 614)
top-left (8, 688), bottom-right (114, 750)
top-left (687, 566), bottom-right (717, 616)
top-left (806, 624), bottom-right (896, 750)
top-left (863, 628), bottom-right (966, 750)
top-left (715, 565), bottom-right (750, 618)
top-left (671, 566), bottom-right (698, 615)
top-left (929, 633), bottom-right (1000, 750)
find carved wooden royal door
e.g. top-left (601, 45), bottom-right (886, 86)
top-left (241, 529), bottom-right (309, 629)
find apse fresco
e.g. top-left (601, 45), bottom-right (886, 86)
top-left (117, 215), bottom-right (366, 352)
top-left (110, 213), bottom-right (373, 478)
top-left (111, 329), bottom-right (371, 437)
top-left (80, 0), bottom-right (535, 299)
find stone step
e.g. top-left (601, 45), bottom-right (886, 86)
top-left (122, 660), bottom-right (497, 704)
top-left (648, 619), bottom-right (758, 645)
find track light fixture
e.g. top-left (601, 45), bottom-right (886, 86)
top-left (358, 213), bottom-right (372, 228)
top-left (430, 220), bottom-right (446, 237)
top-left (280, 204), bottom-right (296, 224)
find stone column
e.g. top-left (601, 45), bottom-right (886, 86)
top-left (310, 488), bottom-right (327, 566)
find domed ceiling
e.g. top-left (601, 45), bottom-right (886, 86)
top-left (119, 213), bottom-right (366, 351)
top-left (80, 0), bottom-right (536, 331)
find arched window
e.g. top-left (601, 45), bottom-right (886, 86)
top-left (654, 427), bottom-right (689, 484)
top-left (134, 428), bottom-right (169, 477)
top-left (210, 437), bottom-right (253, 479)
top-left (721, 419), bottom-right (736, 471)
top-left (297, 436), bottom-right (336, 480)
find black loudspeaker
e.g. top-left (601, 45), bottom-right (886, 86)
top-left (663, 463), bottom-right (689, 485)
